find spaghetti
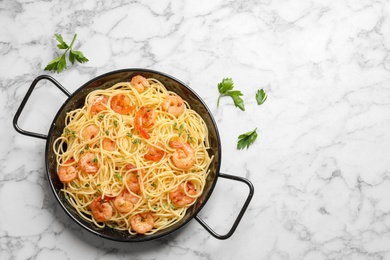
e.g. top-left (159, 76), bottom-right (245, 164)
top-left (53, 76), bottom-right (212, 235)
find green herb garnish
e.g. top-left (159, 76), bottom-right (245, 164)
top-left (237, 128), bottom-right (258, 150)
top-left (115, 172), bottom-right (123, 180)
top-left (44, 34), bottom-right (89, 73)
top-left (217, 78), bottom-right (245, 111)
top-left (256, 89), bottom-right (268, 105)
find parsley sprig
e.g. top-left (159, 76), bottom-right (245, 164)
top-left (217, 78), bottom-right (245, 111)
top-left (45, 34), bottom-right (89, 73)
top-left (237, 128), bottom-right (258, 150)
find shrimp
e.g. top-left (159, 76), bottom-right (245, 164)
top-left (162, 95), bottom-right (185, 117)
top-left (90, 196), bottom-right (113, 222)
top-left (169, 181), bottom-right (197, 207)
top-left (130, 75), bottom-right (150, 93)
top-left (125, 166), bottom-right (141, 194)
top-left (130, 212), bottom-right (154, 234)
top-left (102, 138), bottom-right (116, 151)
top-left (144, 142), bottom-right (165, 162)
top-left (114, 191), bottom-right (139, 213)
top-left (90, 96), bottom-right (108, 115)
top-left (82, 125), bottom-right (100, 141)
top-left (170, 141), bottom-right (196, 170)
top-left (110, 94), bottom-right (134, 115)
top-left (58, 159), bottom-right (77, 183)
top-left (78, 152), bottom-right (99, 173)
top-left (134, 106), bottom-right (155, 139)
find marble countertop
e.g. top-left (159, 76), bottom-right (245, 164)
top-left (2, 0), bottom-right (390, 259)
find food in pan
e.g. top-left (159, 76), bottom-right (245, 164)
top-left (53, 75), bottom-right (212, 235)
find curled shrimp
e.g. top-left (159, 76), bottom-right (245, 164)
top-left (90, 96), bottom-right (108, 115)
top-left (125, 164), bottom-right (142, 194)
top-left (90, 196), bottom-right (113, 222)
top-left (144, 142), bottom-right (165, 162)
top-left (58, 159), bottom-right (77, 183)
top-left (130, 212), bottom-right (154, 234)
top-left (110, 94), bottom-right (134, 115)
top-left (170, 141), bottom-right (196, 170)
top-left (134, 106), bottom-right (155, 139)
top-left (114, 191), bottom-right (139, 213)
top-left (102, 138), bottom-right (116, 151)
top-left (162, 95), bottom-right (185, 117)
top-left (82, 125), bottom-right (100, 141)
top-left (169, 181), bottom-right (197, 207)
top-left (78, 152), bottom-right (99, 173)
top-left (130, 75), bottom-right (150, 93)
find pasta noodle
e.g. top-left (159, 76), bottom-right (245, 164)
top-left (53, 76), bottom-right (212, 235)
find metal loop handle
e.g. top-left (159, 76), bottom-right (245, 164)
top-left (195, 173), bottom-right (255, 239)
top-left (13, 75), bottom-right (71, 140)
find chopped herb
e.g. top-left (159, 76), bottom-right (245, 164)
top-left (132, 138), bottom-right (140, 144)
top-left (64, 193), bottom-right (70, 200)
top-left (97, 183), bottom-right (101, 187)
top-left (71, 181), bottom-right (79, 188)
top-left (105, 130), bottom-right (109, 135)
top-left (151, 182), bottom-right (157, 187)
top-left (80, 150), bottom-right (84, 155)
top-left (126, 132), bottom-right (133, 138)
top-left (92, 157), bottom-right (98, 163)
top-left (85, 144), bottom-right (89, 150)
top-left (113, 120), bottom-right (118, 127)
top-left (85, 183), bottom-right (90, 187)
top-left (64, 128), bottom-right (76, 138)
top-left (115, 172), bottom-right (123, 180)
top-left (98, 115), bottom-right (104, 120)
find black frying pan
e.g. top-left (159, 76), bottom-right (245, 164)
top-left (13, 68), bottom-right (254, 242)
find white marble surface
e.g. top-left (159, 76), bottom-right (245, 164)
top-left (2, 0), bottom-right (390, 259)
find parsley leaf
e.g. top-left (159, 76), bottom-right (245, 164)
top-left (227, 90), bottom-right (245, 111)
top-left (218, 78), bottom-right (234, 93)
top-left (55, 34), bottom-right (69, 49)
top-left (237, 128), bottom-right (258, 150)
top-left (256, 89), bottom-right (268, 105)
top-left (217, 78), bottom-right (245, 111)
top-left (45, 33), bottom-right (89, 73)
top-left (69, 49), bottom-right (89, 64)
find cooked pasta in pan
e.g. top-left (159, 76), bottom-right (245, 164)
top-left (53, 75), bottom-right (212, 235)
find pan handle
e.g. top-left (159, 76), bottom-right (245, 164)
top-left (13, 75), bottom-right (71, 140)
top-left (194, 173), bottom-right (254, 240)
